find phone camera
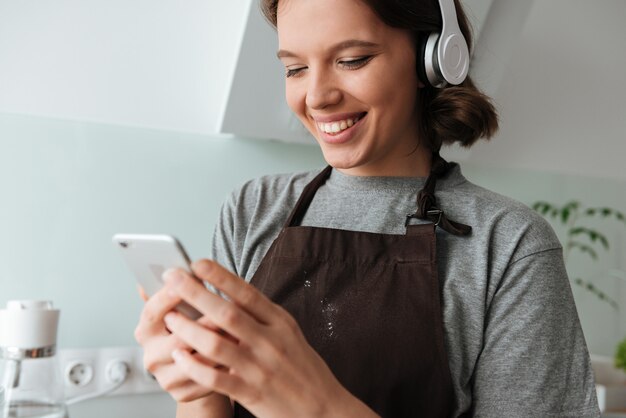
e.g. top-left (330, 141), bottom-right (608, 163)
top-left (119, 241), bottom-right (129, 248)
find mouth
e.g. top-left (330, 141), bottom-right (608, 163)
top-left (315, 112), bottom-right (367, 136)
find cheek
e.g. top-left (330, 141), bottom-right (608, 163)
top-left (376, 64), bottom-right (419, 119)
top-left (352, 78), bottom-right (417, 126)
top-left (346, 58), bottom-right (419, 114)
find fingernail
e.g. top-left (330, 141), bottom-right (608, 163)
top-left (163, 269), bottom-right (183, 285)
top-left (163, 312), bottom-right (176, 327)
top-left (172, 349), bottom-right (185, 361)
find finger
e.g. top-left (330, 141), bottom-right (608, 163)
top-left (164, 311), bottom-right (252, 370)
top-left (197, 316), bottom-right (240, 345)
top-left (147, 341), bottom-right (223, 390)
top-left (153, 361), bottom-right (217, 403)
top-left (154, 362), bottom-right (192, 392)
top-left (168, 380), bottom-right (215, 403)
top-left (164, 269), bottom-right (262, 342)
top-left (196, 313), bottom-right (220, 332)
top-left (136, 286), bottom-right (184, 342)
top-left (160, 354), bottom-right (232, 403)
top-left (138, 285), bottom-right (149, 302)
top-left (143, 334), bottom-right (189, 372)
top-left (172, 349), bottom-right (252, 402)
top-left (192, 259), bottom-right (279, 324)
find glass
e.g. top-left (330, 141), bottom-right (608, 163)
top-left (1, 356), bottom-right (68, 418)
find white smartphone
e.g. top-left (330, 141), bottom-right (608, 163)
top-left (112, 233), bottom-right (205, 320)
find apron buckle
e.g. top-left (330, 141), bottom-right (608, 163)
top-left (427, 209), bottom-right (443, 226)
top-left (406, 209), bottom-right (444, 227)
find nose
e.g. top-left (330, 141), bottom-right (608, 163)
top-left (305, 69), bottom-right (342, 110)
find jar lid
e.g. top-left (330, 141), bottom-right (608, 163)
top-left (0, 300), bottom-right (60, 352)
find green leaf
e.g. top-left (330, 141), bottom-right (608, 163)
top-left (584, 207), bottom-right (626, 225)
top-left (561, 207), bottom-right (571, 224)
top-left (616, 338), bottom-right (626, 372)
top-left (532, 201), bottom-right (553, 215)
top-left (569, 227), bottom-right (609, 250)
top-left (573, 278), bottom-right (619, 310)
top-left (567, 242), bottom-right (598, 260)
top-left (551, 208), bottom-right (559, 219)
top-left (599, 234), bottom-right (609, 250)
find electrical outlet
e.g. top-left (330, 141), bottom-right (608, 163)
top-left (58, 346), bottom-right (162, 400)
top-left (65, 361), bottom-right (94, 387)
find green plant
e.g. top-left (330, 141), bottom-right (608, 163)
top-left (616, 337), bottom-right (626, 373)
top-left (532, 200), bottom-right (626, 310)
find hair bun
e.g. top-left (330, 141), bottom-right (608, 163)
top-left (423, 77), bottom-right (499, 150)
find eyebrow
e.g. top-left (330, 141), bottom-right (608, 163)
top-left (276, 40), bottom-right (381, 59)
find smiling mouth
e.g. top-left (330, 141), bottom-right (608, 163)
top-left (316, 113), bottom-right (367, 135)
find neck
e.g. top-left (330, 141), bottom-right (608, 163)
top-left (336, 146), bottom-right (433, 177)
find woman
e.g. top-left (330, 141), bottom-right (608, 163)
top-left (134, 0), bottom-right (601, 416)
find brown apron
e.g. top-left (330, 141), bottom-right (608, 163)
top-left (234, 154), bottom-right (469, 417)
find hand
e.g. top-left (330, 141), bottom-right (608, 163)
top-left (134, 282), bottom-right (223, 402)
top-left (162, 259), bottom-right (376, 418)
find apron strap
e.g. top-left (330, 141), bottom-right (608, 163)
top-left (406, 152), bottom-right (472, 236)
top-left (284, 165), bottom-right (333, 228)
top-left (287, 159), bottom-right (471, 236)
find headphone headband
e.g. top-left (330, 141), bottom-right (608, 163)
top-left (421, 0), bottom-right (470, 88)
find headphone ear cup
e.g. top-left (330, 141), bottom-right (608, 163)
top-left (416, 33), bottom-right (431, 88)
top-left (417, 32), bottom-right (444, 88)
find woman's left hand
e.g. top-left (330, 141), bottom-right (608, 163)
top-left (162, 259), bottom-right (376, 418)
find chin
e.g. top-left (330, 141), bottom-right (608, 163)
top-left (319, 147), bottom-right (364, 171)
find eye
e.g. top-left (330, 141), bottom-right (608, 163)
top-left (338, 56), bottom-right (373, 70)
top-left (285, 67), bottom-right (307, 78)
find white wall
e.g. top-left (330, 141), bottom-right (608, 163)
top-left (0, 113), bottom-right (325, 349)
top-left (0, 0), bottom-right (250, 133)
top-left (449, 0), bottom-right (626, 182)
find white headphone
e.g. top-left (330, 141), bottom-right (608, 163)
top-left (419, 0), bottom-right (470, 88)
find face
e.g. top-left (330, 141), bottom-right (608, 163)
top-left (277, 0), bottom-right (429, 176)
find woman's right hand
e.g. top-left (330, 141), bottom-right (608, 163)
top-left (134, 284), bottom-right (221, 402)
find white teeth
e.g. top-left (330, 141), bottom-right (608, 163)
top-left (317, 116), bottom-right (361, 134)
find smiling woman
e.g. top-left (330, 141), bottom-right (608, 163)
top-left (133, 0), bottom-right (601, 417)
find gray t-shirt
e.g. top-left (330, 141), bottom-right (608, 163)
top-left (210, 164), bottom-right (600, 417)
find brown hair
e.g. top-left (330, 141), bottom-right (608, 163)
top-left (261, 0), bottom-right (499, 150)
